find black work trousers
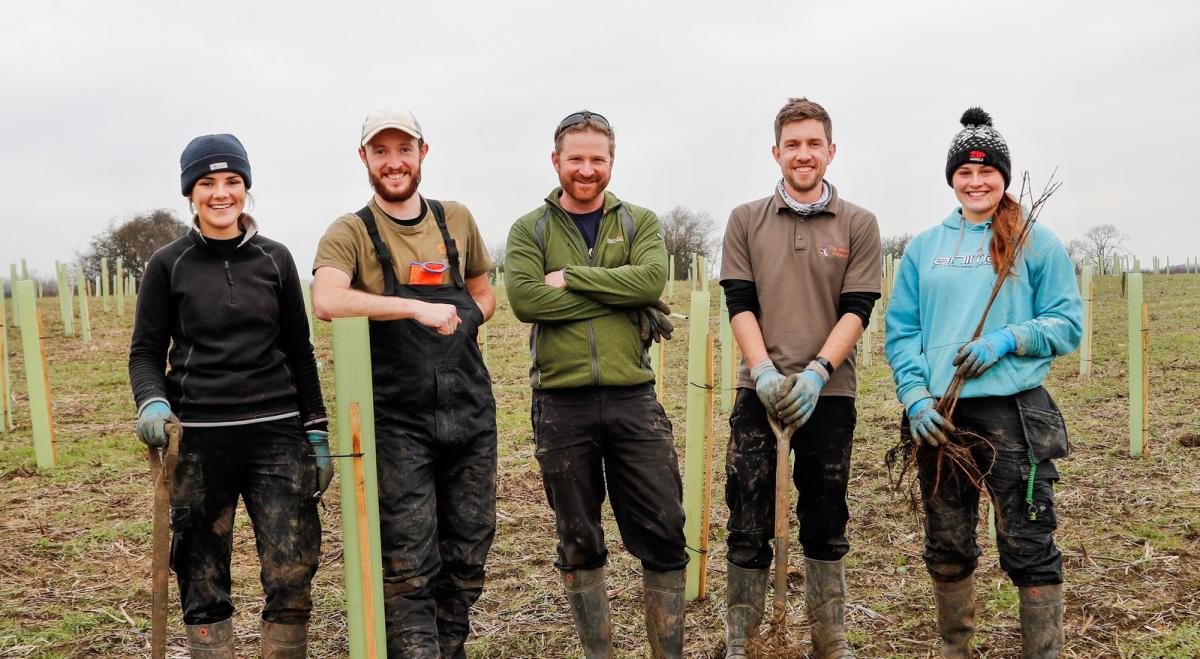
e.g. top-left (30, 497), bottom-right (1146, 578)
top-left (915, 392), bottom-right (1064, 587)
top-left (169, 417), bottom-right (320, 625)
top-left (531, 384), bottom-right (688, 572)
top-left (725, 390), bottom-right (856, 568)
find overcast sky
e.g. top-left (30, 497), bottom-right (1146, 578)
top-left (3, 1), bottom-right (1198, 279)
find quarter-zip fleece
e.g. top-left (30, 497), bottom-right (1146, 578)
top-left (885, 208), bottom-right (1082, 410)
top-left (506, 189), bottom-right (667, 389)
top-left (129, 215), bottom-right (326, 427)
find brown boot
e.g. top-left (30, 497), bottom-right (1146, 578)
top-left (1018, 583), bottom-right (1064, 658)
top-left (932, 575), bottom-right (975, 658)
top-left (724, 563), bottom-right (769, 658)
top-left (644, 569), bottom-right (684, 659)
top-left (804, 558), bottom-right (855, 658)
top-left (561, 567), bottom-right (613, 658)
top-left (186, 618), bottom-right (235, 659)
top-left (261, 620), bottom-right (307, 658)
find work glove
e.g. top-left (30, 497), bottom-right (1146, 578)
top-left (775, 362), bottom-right (829, 427)
top-left (628, 299), bottom-right (674, 344)
top-left (136, 401), bottom-right (172, 448)
top-left (907, 397), bottom-right (956, 448)
top-left (953, 328), bottom-right (1017, 379)
top-left (751, 359), bottom-right (788, 415)
top-left (307, 430), bottom-right (334, 498)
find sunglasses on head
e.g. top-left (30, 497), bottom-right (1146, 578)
top-left (554, 111), bottom-right (611, 140)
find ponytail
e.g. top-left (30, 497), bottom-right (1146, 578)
top-left (990, 192), bottom-right (1025, 274)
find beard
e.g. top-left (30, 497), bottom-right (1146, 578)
top-left (783, 165), bottom-right (824, 196)
top-left (369, 166), bottom-right (422, 203)
top-left (559, 171), bottom-right (610, 207)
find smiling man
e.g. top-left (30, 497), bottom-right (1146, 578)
top-left (719, 98), bottom-right (881, 658)
top-left (505, 111), bottom-right (686, 658)
top-left (311, 107), bottom-right (497, 659)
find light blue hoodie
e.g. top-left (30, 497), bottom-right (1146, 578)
top-left (885, 208), bottom-right (1082, 410)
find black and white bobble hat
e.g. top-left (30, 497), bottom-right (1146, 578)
top-left (945, 107), bottom-right (1011, 189)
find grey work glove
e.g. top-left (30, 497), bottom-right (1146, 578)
top-left (751, 359), bottom-right (787, 417)
top-left (136, 401), bottom-right (172, 448)
top-left (628, 299), bottom-right (674, 344)
top-left (907, 398), bottom-right (956, 447)
top-left (307, 430), bottom-right (334, 498)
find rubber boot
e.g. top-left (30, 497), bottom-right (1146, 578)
top-left (1018, 583), bottom-right (1064, 659)
top-left (724, 563), bottom-right (769, 658)
top-left (804, 558), bottom-right (855, 658)
top-left (561, 567), bottom-right (613, 658)
top-left (186, 618), bottom-right (235, 659)
top-left (261, 620), bottom-right (307, 658)
top-left (644, 569), bottom-right (685, 659)
top-left (932, 574), bottom-right (975, 658)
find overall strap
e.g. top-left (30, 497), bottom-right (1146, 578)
top-left (427, 199), bottom-right (465, 289)
top-left (355, 206), bottom-right (399, 297)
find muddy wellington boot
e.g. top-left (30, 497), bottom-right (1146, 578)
top-left (724, 563), bottom-right (769, 658)
top-left (932, 574), bottom-right (976, 658)
top-left (261, 620), bottom-right (308, 658)
top-left (186, 618), bottom-right (235, 659)
top-left (804, 558), bottom-right (856, 658)
top-left (1018, 583), bottom-right (1064, 658)
top-left (562, 567), bottom-right (614, 658)
top-left (644, 569), bottom-right (685, 659)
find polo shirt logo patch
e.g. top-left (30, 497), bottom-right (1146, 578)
top-left (819, 241), bottom-right (850, 259)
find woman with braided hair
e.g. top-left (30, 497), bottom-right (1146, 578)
top-left (884, 108), bottom-right (1082, 658)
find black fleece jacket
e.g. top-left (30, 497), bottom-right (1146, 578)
top-left (128, 218), bottom-right (326, 428)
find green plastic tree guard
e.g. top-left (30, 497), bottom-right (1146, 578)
top-left (650, 333), bottom-right (665, 402)
top-left (667, 259), bottom-right (675, 298)
top-left (332, 317), bottom-right (388, 657)
top-left (15, 281), bottom-right (56, 468)
top-left (301, 279), bottom-right (315, 346)
top-left (1127, 273), bottom-right (1146, 457)
top-left (20, 259), bottom-right (28, 280)
top-left (9, 264), bottom-right (19, 328)
top-left (56, 262), bottom-right (74, 337)
top-left (116, 257), bottom-right (124, 315)
top-left (719, 288), bottom-right (734, 413)
top-left (683, 290), bottom-right (713, 600)
top-left (100, 258), bottom-right (110, 312)
top-left (1079, 266), bottom-right (1093, 376)
top-left (0, 280), bottom-right (11, 433)
top-left (76, 263), bottom-right (92, 343)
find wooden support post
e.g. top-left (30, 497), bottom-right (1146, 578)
top-left (56, 262), bottom-right (73, 337)
top-left (116, 257), bottom-right (125, 315)
top-left (76, 263), bottom-right (92, 343)
top-left (698, 333), bottom-right (716, 597)
top-left (683, 290), bottom-right (713, 600)
top-left (1079, 266), bottom-right (1094, 376)
top-left (301, 279), bottom-right (315, 346)
top-left (15, 281), bottom-right (56, 468)
top-left (0, 281), bottom-right (11, 433)
top-left (332, 317), bottom-right (387, 657)
top-left (719, 288), bottom-right (734, 414)
top-left (101, 258), bottom-right (110, 312)
top-left (1127, 273), bottom-right (1147, 457)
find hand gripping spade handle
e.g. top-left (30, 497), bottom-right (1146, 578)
top-left (766, 413), bottom-right (798, 613)
top-left (149, 418), bottom-right (182, 659)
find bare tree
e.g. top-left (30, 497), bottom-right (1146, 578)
top-left (1080, 224), bottom-right (1128, 274)
top-left (881, 233), bottom-right (913, 260)
top-left (1064, 238), bottom-right (1089, 272)
top-left (660, 206), bottom-right (716, 279)
top-left (78, 209), bottom-right (188, 279)
top-left (489, 241), bottom-right (507, 279)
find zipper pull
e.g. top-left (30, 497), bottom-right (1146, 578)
top-left (224, 261), bottom-right (233, 285)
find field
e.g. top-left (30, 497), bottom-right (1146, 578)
top-left (1, 274), bottom-right (1198, 658)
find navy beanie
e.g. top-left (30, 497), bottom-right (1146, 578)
top-left (180, 134), bottom-right (252, 196)
top-left (945, 108), bottom-right (1011, 189)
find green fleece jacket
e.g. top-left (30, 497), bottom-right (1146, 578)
top-left (505, 188), bottom-right (667, 389)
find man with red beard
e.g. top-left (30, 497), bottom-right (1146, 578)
top-left (312, 107), bottom-right (497, 659)
top-left (505, 111), bottom-right (686, 658)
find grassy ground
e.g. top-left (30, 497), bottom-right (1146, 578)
top-left (1, 274), bottom-right (1198, 658)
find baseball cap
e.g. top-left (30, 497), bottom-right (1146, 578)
top-left (361, 107), bottom-right (424, 146)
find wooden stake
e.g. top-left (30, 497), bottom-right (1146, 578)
top-left (683, 290), bottom-right (711, 600)
top-left (697, 333), bottom-right (716, 598)
top-left (15, 281), bottom-right (56, 468)
top-left (332, 317), bottom-right (386, 657)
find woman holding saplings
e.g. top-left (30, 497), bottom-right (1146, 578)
top-left (128, 134), bottom-right (330, 658)
top-left (884, 108), bottom-right (1081, 658)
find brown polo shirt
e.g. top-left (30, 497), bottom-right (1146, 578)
top-left (720, 184), bottom-right (881, 397)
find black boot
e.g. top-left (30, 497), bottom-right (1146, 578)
top-left (644, 569), bottom-right (684, 659)
top-left (804, 558), bottom-right (855, 658)
top-left (562, 567), bottom-right (613, 658)
top-left (186, 618), bottom-right (235, 659)
top-left (724, 563), bottom-right (768, 658)
top-left (261, 620), bottom-right (307, 658)
top-left (932, 574), bottom-right (975, 658)
top-left (1018, 583), bottom-right (1064, 658)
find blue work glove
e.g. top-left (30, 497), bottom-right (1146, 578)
top-left (136, 401), bottom-right (172, 448)
top-left (953, 328), bottom-right (1017, 379)
top-left (751, 359), bottom-right (787, 414)
top-left (907, 397), bottom-right (956, 447)
top-left (775, 362), bottom-right (829, 427)
top-left (307, 430), bottom-right (334, 498)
